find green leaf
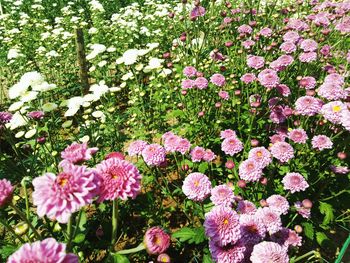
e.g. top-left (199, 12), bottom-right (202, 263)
top-left (78, 211), bottom-right (87, 232)
top-left (112, 254), bottom-right (130, 263)
top-left (172, 226), bottom-right (206, 244)
top-left (203, 253), bottom-right (214, 263)
top-left (301, 222), bottom-right (314, 240)
top-left (198, 162), bottom-right (209, 173)
top-left (316, 232), bottom-right (329, 247)
top-left (73, 233), bottom-right (86, 243)
top-left (319, 202), bottom-right (334, 226)
top-left (0, 245), bottom-right (18, 260)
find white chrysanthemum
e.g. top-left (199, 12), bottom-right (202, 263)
top-left (7, 112), bottom-right (28, 130)
top-left (144, 58), bottom-right (163, 72)
top-left (86, 44), bottom-right (106, 60)
top-left (20, 72), bottom-right (44, 87)
top-left (89, 82), bottom-right (109, 97)
top-left (90, 0), bottom-right (105, 12)
top-left (116, 49), bottom-right (139, 65)
top-left (8, 101), bottom-right (24, 112)
top-left (7, 48), bottom-right (21, 60)
top-left (20, 91), bottom-right (38, 102)
top-left (9, 82), bottom-right (28, 99)
top-left (65, 97), bottom-right (84, 117)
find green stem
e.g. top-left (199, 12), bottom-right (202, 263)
top-left (116, 242), bottom-right (145, 255)
top-left (66, 215), bottom-right (73, 252)
top-left (72, 209), bottom-right (83, 239)
top-left (111, 199), bottom-right (119, 251)
top-left (286, 213), bottom-right (298, 228)
top-left (0, 218), bottom-right (26, 243)
top-left (9, 204), bottom-right (42, 240)
top-left (292, 250), bottom-right (316, 263)
top-left (335, 234), bottom-right (350, 263)
top-left (21, 177), bottom-right (30, 220)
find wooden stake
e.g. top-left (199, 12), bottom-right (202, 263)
top-left (75, 28), bottom-right (89, 93)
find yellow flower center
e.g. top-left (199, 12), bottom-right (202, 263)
top-left (257, 151), bottom-right (262, 157)
top-left (58, 178), bottom-right (68, 187)
top-left (223, 219), bottom-right (229, 225)
top-left (333, 105), bottom-right (341, 112)
top-left (194, 180), bottom-right (199, 187)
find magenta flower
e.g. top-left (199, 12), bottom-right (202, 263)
top-left (282, 31), bottom-right (300, 43)
top-left (258, 69), bottom-right (280, 88)
top-left (128, 140), bottom-right (148, 156)
top-left (240, 73), bottom-right (256, 83)
top-left (183, 66), bottom-right (197, 77)
top-left (210, 184), bottom-right (235, 207)
top-left (295, 96), bottom-right (323, 116)
top-left (175, 138), bottom-right (191, 155)
top-left (182, 173), bottom-right (211, 202)
top-left (300, 39), bottom-right (318, 52)
top-left (270, 134), bottom-right (286, 144)
top-left (324, 73), bottom-right (344, 86)
top-left (299, 76), bottom-right (316, 89)
top-left (247, 55), bottom-right (265, 69)
top-left (32, 164), bottom-right (100, 223)
top-left (96, 158), bottom-right (141, 202)
top-left (270, 142), bottom-right (294, 163)
top-left (210, 74), bottom-right (226, 87)
top-left (7, 238), bottom-right (78, 263)
top-left (248, 147), bottom-right (272, 168)
top-left (311, 135), bottom-right (333, 151)
top-left (239, 159), bottom-right (263, 182)
top-left (237, 200), bottom-right (257, 215)
top-left (60, 142), bottom-right (98, 165)
top-left (0, 111), bottom-right (12, 124)
top-left (288, 128), bottom-right (308, 144)
top-left (190, 6), bottom-right (206, 20)
top-left (204, 206), bottom-right (241, 246)
top-left (194, 77), bottom-right (208, 89)
top-left (318, 82), bottom-right (347, 100)
top-left (238, 24), bottom-right (253, 34)
top-left (190, 146), bottom-right (206, 162)
top-left (282, 173), bottom-right (309, 193)
top-left (276, 84), bottom-right (291, 97)
top-left (144, 227), bottom-right (170, 255)
top-left (164, 134), bottom-right (181, 153)
top-left (342, 110), bottom-right (350, 131)
top-left (250, 241), bottom-right (289, 263)
top-left (256, 207), bottom-right (282, 234)
top-left (142, 144), bottom-right (166, 166)
top-left (221, 137), bottom-right (244, 156)
top-left (218, 90), bottom-right (230, 100)
top-left (259, 27), bottom-right (272, 37)
top-left (0, 179), bottom-right (14, 208)
top-left (271, 228), bottom-right (302, 248)
top-left (299, 52), bottom-right (317, 63)
top-left (181, 79), bottom-right (195, 89)
top-left (239, 214), bottom-right (266, 245)
top-left (209, 240), bottom-right (246, 263)
top-left (280, 42), bottom-right (296, 53)
top-left (27, 111), bottom-right (45, 120)
top-left (220, 129), bottom-right (237, 139)
top-left (266, 195), bottom-right (289, 215)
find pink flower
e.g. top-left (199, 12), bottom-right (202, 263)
top-left (209, 240), bottom-right (246, 263)
top-left (280, 42), bottom-right (297, 53)
top-left (183, 66), bottom-right (197, 77)
top-left (300, 39), bottom-right (318, 52)
top-left (241, 73), bottom-right (256, 83)
top-left (276, 84), bottom-right (291, 97)
top-left (270, 142), bottom-right (294, 163)
top-left (282, 172), bottom-right (309, 193)
top-left (238, 24), bottom-right (253, 34)
top-left (0, 179), bottom-right (13, 208)
top-left (210, 184), bottom-right (235, 207)
top-left (60, 142), bottom-right (98, 165)
top-left (157, 253), bottom-right (171, 263)
top-left (250, 241), bottom-right (289, 263)
top-left (203, 149), bottom-right (216, 162)
top-left (164, 134), bottom-right (181, 153)
top-left (248, 147), bottom-right (272, 168)
top-left (295, 96), bottom-right (323, 116)
top-left (182, 172), bottom-right (211, 202)
top-left (271, 228), bottom-right (302, 248)
top-left (256, 207), bottom-right (282, 234)
top-left (194, 77), bottom-right (208, 89)
top-left (220, 129), bottom-right (237, 139)
top-left (287, 18), bottom-right (309, 31)
top-left (299, 52), bottom-right (317, 63)
top-left (266, 195), bottom-right (289, 215)
top-left (247, 55), bottom-right (265, 69)
top-left (294, 201), bottom-right (311, 218)
top-left (190, 146), bottom-right (206, 162)
top-left (288, 128), bottom-right (308, 144)
top-left (218, 90), bottom-right (230, 100)
top-left (258, 69), bottom-right (280, 88)
top-left (27, 111), bottom-right (44, 120)
top-left (239, 214), bottom-right (266, 245)
top-left (105, 152), bottom-right (125, 160)
top-left (259, 27), bottom-right (272, 37)
top-left (142, 144), bottom-right (166, 166)
top-left (320, 101), bottom-right (346, 124)
top-left (128, 140), bottom-right (148, 156)
top-left (311, 135), bottom-right (333, 150)
top-left (7, 238), bottom-right (78, 263)
top-left (144, 227), bottom-right (170, 255)
top-left (237, 200), bottom-right (257, 215)
top-left (210, 74), bottom-right (226, 87)
top-left (96, 158), bottom-right (141, 202)
top-left (299, 76), bottom-right (316, 89)
top-left (204, 206), bottom-right (241, 246)
top-left (324, 73), bottom-right (345, 86)
top-left (318, 83), bottom-right (347, 100)
top-left (175, 138), bottom-right (191, 155)
top-left (270, 134), bottom-right (286, 144)
top-left (242, 40), bottom-right (255, 49)
top-left (282, 31), bottom-right (300, 43)
top-left (221, 137), bottom-right (244, 156)
top-left (190, 6), bottom-right (206, 20)
top-left (341, 109), bottom-right (350, 131)
top-left (239, 159), bottom-right (263, 182)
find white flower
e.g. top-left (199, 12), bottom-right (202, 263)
top-left (20, 91), bottom-right (38, 102)
top-left (88, 27), bottom-right (98, 34)
top-left (7, 48), bottom-right (21, 60)
top-left (116, 49), bottom-right (139, 65)
top-left (121, 72), bottom-right (133, 81)
top-left (25, 129), bottom-right (37, 139)
top-left (90, 0), bottom-right (104, 12)
top-left (15, 131), bottom-right (25, 138)
top-left (86, 44), bottom-right (106, 60)
top-left (20, 72), bottom-right (45, 87)
top-left (32, 82), bottom-right (56, 92)
top-left (65, 96), bottom-right (84, 117)
top-left (9, 82), bottom-right (28, 99)
top-left (7, 112), bottom-right (28, 130)
top-left (144, 58), bottom-right (163, 72)
top-left (42, 103), bottom-right (57, 112)
top-left (90, 83), bottom-right (109, 97)
top-left (8, 101), bottom-right (24, 112)
top-left (98, 60), bottom-right (107, 67)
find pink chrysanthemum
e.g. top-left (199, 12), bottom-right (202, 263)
top-left (237, 200), bottom-right (257, 215)
top-left (238, 24), bottom-right (253, 34)
top-left (210, 184), bottom-right (235, 207)
top-left (287, 18), bottom-right (309, 31)
top-left (181, 79), bottom-right (195, 89)
top-left (320, 101), bottom-right (346, 124)
top-left (300, 39), bottom-right (318, 52)
top-left (256, 207), bottom-right (282, 234)
top-left (210, 74), bottom-right (226, 87)
top-left (157, 253), bottom-right (171, 263)
top-left (270, 134), bottom-right (286, 144)
top-left (221, 137), bottom-right (244, 156)
top-left (182, 173), bottom-right (211, 202)
top-left (258, 69), bottom-right (280, 88)
top-left (299, 76), bottom-right (316, 89)
top-left (295, 96), bottom-right (323, 116)
top-left (269, 106), bottom-right (287, 124)
top-left (33, 165), bottom-right (100, 223)
top-left (282, 172), bottom-right (309, 193)
top-left (239, 214), bottom-right (266, 245)
top-left (204, 206), bottom-right (241, 246)
top-left (190, 6), bottom-right (206, 20)
top-left (164, 134), bottom-right (181, 153)
top-left (190, 146), bottom-right (206, 162)
top-left (142, 144), bottom-right (166, 166)
top-left (341, 109), bottom-right (350, 131)
top-left (203, 149), bottom-right (216, 162)
top-left (271, 228), bottom-right (302, 248)
top-left (324, 73), bottom-right (344, 86)
top-left (299, 52), bottom-right (317, 63)
top-left (128, 140), bottom-right (148, 156)
top-left (276, 84), bottom-right (291, 97)
top-left (7, 238), bottom-right (78, 263)
top-left (242, 39), bottom-right (255, 49)
top-left (194, 77), bottom-right (208, 90)
top-left (270, 142), bottom-right (294, 163)
top-left (294, 201), bottom-right (311, 218)
top-left (288, 128), bottom-right (308, 144)
top-left (259, 27), bottom-right (272, 37)
top-left (209, 240), bottom-right (246, 263)
top-left (239, 159), bottom-right (263, 182)
top-left (266, 195), bottom-right (289, 215)
top-left (60, 142), bottom-right (98, 165)
top-left (311, 135), bottom-right (333, 151)
top-left (282, 31), bottom-right (300, 43)
top-left (330, 165), bottom-right (350, 174)
top-left (96, 158), bottom-right (141, 202)
top-left (218, 90), bottom-right (230, 100)
top-left (247, 55), bottom-right (265, 69)
top-left (0, 179), bottom-right (13, 208)
top-left (272, 55), bottom-right (294, 68)
top-left (248, 147), bottom-right (272, 168)
top-left (250, 241), bottom-right (289, 263)
top-left (162, 131), bottom-right (175, 141)
top-left (280, 42), bottom-right (297, 53)
top-left (175, 138), bottom-right (191, 155)
top-left (183, 66), bottom-right (197, 77)
top-left (144, 227), bottom-right (170, 255)
top-left (220, 129), bottom-right (237, 139)
top-left (318, 82), bottom-right (347, 101)
top-left (241, 73), bottom-right (256, 84)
